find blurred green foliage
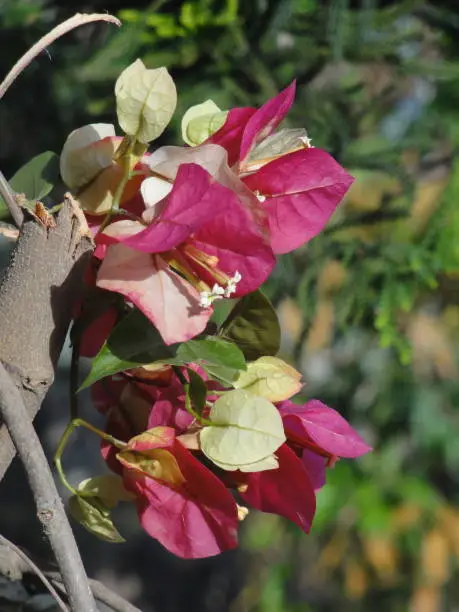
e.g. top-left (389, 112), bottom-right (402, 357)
top-left (2, 0), bottom-right (459, 611)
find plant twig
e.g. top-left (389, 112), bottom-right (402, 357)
top-left (48, 572), bottom-right (143, 612)
top-left (70, 340), bottom-right (80, 420)
top-left (0, 13), bottom-right (121, 101)
top-left (0, 170), bottom-right (24, 228)
top-left (0, 534), bottom-right (69, 612)
top-left (0, 537), bottom-right (142, 612)
top-left (0, 362), bottom-right (98, 611)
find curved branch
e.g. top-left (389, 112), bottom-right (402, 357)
top-left (0, 13), bottom-right (121, 100)
top-left (0, 534), bottom-right (68, 611)
top-left (0, 536), bottom-right (143, 612)
top-left (0, 170), bottom-right (23, 228)
top-left (49, 573), bottom-right (143, 612)
top-left (0, 362), bottom-right (98, 611)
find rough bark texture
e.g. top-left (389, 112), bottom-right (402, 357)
top-left (0, 200), bottom-right (93, 481)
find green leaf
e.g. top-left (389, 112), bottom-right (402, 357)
top-left (200, 389), bottom-right (285, 472)
top-left (210, 298), bottom-right (238, 327)
top-left (185, 368), bottom-right (207, 415)
top-left (115, 59), bottom-right (177, 144)
top-left (0, 151), bottom-right (59, 213)
top-left (80, 308), bottom-right (176, 389)
top-left (76, 474), bottom-right (134, 507)
top-left (118, 428), bottom-right (185, 486)
top-left (220, 290), bottom-right (280, 360)
top-left (68, 495), bottom-right (125, 543)
top-left (176, 336), bottom-right (246, 384)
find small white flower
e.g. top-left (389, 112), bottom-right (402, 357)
top-left (212, 283), bottom-right (226, 296)
top-left (199, 292), bottom-right (212, 308)
top-left (300, 135), bottom-right (313, 148)
top-left (254, 191), bottom-right (266, 203)
top-left (225, 271), bottom-right (242, 298)
top-left (199, 283), bottom-right (225, 308)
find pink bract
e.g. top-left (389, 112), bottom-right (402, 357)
top-left (240, 443), bottom-right (316, 533)
top-left (207, 82), bottom-right (296, 168)
top-left (96, 163), bottom-right (275, 344)
top-left (279, 399), bottom-right (372, 459)
top-left (121, 432), bottom-right (239, 559)
top-left (243, 148), bottom-right (355, 254)
top-left (97, 247), bottom-right (210, 345)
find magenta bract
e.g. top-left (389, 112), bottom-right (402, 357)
top-left (243, 148), bottom-right (355, 254)
top-left (123, 436), bottom-right (239, 559)
top-left (240, 443), bottom-right (316, 532)
top-left (279, 399), bottom-right (372, 459)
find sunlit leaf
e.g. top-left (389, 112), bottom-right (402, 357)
top-left (181, 99), bottom-right (227, 146)
top-left (200, 389), bottom-right (285, 471)
top-left (118, 431), bottom-right (185, 486)
top-left (234, 356), bottom-right (303, 402)
top-left (115, 59), bottom-right (177, 143)
top-left (77, 474), bottom-right (134, 507)
top-left (176, 336), bottom-right (246, 384)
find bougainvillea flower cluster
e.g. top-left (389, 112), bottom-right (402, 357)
top-left (58, 58), bottom-right (371, 559)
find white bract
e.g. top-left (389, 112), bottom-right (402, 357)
top-left (209, 453), bottom-right (279, 473)
top-left (141, 175), bottom-right (173, 219)
top-left (115, 59), bottom-right (177, 144)
top-left (181, 99), bottom-right (228, 146)
top-left (60, 123), bottom-right (117, 189)
top-left (200, 389), bottom-right (286, 472)
top-left (234, 356), bottom-right (303, 402)
top-left (77, 474), bottom-right (134, 507)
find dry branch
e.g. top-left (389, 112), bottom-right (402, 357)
top-left (0, 170), bottom-right (24, 228)
top-left (0, 535), bottom-right (143, 612)
top-left (0, 534), bottom-right (68, 611)
top-left (0, 13), bottom-right (121, 101)
top-left (0, 363), bottom-right (98, 611)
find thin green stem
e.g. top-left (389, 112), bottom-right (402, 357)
top-left (173, 366), bottom-right (214, 426)
top-left (54, 419), bottom-right (127, 495)
top-left (69, 338), bottom-right (80, 420)
top-left (97, 140), bottom-right (135, 234)
top-left (111, 149), bottom-right (133, 214)
top-left (183, 387), bottom-right (213, 426)
top-left (47, 203), bottom-right (64, 214)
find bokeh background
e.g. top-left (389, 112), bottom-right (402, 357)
top-left (1, 1), bottom-right (459, 610)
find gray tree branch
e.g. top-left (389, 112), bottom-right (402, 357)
top-left (0, 362), bottom-right (98, 611)
top-left (0, 533), bottom-right (68, 611)
top-left (0, 13), bottom-right (121, 101)
top-left (0, 537), bottom-right (143, 612)
top-left (0, 198), bottom-right (93, 482)
top-left (50, 573), bottom-right (143, 612)
top-left (0, 170), bottom-right (24, 228)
